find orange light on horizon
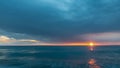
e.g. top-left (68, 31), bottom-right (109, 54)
top-left (38, 41), bottom-right (100, 46)
top-left (89, 42), bottom-right (95, 46)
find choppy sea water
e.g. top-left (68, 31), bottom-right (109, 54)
top-left (0, 46), bottom-right (120, 68)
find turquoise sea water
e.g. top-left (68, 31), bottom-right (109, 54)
top-left (0, 46), bottom-right (120, 68)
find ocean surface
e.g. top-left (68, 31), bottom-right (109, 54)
top-left (0, 46), bottom-right (120, 68)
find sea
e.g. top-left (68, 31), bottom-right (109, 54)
top-left (0, 46), bottom-right (120, 68)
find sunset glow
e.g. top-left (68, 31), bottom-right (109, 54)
top-left (89, 42), bottom-right (94, 46)
top-left (43, 42), bottom-right (98, 46)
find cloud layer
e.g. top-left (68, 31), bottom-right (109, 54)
top-left (0, 0), bottom-right (120, 44)
top-left (82, 32), bottom-right (120, 42)
top-left (0, 35), bottom-right (42, 45)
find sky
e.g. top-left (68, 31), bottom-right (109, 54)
top-left (0, 0), bottom-right (120, 45)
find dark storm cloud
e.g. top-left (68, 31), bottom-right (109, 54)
top-left (0, 0), bottom-right (120, 42)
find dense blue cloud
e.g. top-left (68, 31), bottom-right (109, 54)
top-left (0, 0), bottom-right (120, 43)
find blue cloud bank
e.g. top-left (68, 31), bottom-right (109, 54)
top-left (0, 0), bottom-right (120, 43)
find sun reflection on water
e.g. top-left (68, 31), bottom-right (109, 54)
top-left (88, 42), bottom-right (101, 68)
top-left (90, 47), bottom-right (94, 51)
top-left (88, 58), bottom-right (101, 68)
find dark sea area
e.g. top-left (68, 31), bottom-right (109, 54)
top-left (0, 46), bottom-right (120, 68)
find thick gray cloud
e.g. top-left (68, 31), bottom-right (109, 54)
top-left (0, 0), bottom-right (120, 43)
